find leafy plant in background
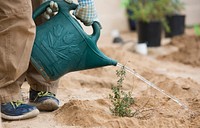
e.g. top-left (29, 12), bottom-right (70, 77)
top-left (109, 66), bottom-right (134, 117)
top-left (121, 0), bottom-right (174, 32)
top-left (194, 25), bottom-right (200, 36)
top-left (121, 0), bottom-right (130, 8)
top-left (167, 0), bottom-right (185, 15)
top-left (164, 0), bottom-right (185, 37)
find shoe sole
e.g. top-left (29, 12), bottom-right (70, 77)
top-left (1, 109), bottom-right (39, 121)
top-left (29, 99), bottom-right (59, 111)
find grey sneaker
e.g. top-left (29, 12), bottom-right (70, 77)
top-left (29, 89), bottom-right (59, 111)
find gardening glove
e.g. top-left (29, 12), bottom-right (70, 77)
top-left (43, 0), bottom-right (59, 20)
top-left (65, 0), bottom-right (99, 26)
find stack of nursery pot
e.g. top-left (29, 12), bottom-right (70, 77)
top-left (165, 0), bottom-right (185, 38)
top-left (122, 0), bottom-right (172, 47)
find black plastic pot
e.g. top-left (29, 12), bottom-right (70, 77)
top-left (137, 21), bottom-right (162, 47)
top-left (128, 19), bottom-right (136, 31)
top-left (165, 14), bottom-right (185, 37)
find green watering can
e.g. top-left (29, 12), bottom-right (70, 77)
top-left (31, 0), bottom-right (117, 81)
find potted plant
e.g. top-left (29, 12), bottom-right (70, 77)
top-left (122, 0), bottom-right (172, 47)
top-left (121, 0), bottom-right (136, 31)
top-left (165, 0), bottom-right (185, 37)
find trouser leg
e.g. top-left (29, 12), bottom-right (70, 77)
top-left (0, 0), bottom-right (35, 103)
top-left (26, 64), bottom-right (59, 95)
top-left (0, 73), bottom-right (26, 103)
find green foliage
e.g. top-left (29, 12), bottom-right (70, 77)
top-left (109, 66), bottom-right (134, 117)
top-left (194, 25), bottom-right (200, 36)
top-left (129, 0), bottom-right (172, 22)
top-left (121, 0), bottom-right (185, 32)
top-left (168, 0), bottom-right (185, 15)
top-left (121, 0), bottom-right (131, 8)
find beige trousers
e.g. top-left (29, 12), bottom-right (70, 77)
top-left (0, 0), bottom-right (58, 103)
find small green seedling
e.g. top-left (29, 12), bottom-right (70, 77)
top-left (109, 65), bottom-right (134, 117)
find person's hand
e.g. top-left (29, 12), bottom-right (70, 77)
top-left (43, 1), bottom-right (59, 20)
top-left (66, 0), bottom-right (99, 26)
top-left (42, 0), bottom-right (99, 26)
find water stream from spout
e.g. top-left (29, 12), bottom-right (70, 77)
top-left (117, 63), bottom-right (188, 110)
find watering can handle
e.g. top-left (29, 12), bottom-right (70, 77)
top-left (32, 0), bottom-right (101, 43)
top-left (32, 0), bottom-right (77, 20)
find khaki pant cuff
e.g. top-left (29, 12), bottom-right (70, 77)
top-left (0, 84), bottom-right (22, 103)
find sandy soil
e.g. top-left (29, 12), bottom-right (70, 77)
top-left (2, 31), bottom-right (200, 128)
top-left (158, 35), bottom-right (200, 67)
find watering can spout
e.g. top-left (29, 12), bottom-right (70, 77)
top-left (76, 21), bottom-right (117, 70)
top-left (79, 39), bottom-right (118, 70)
top-left (31, 0), bottom-right (117, 81)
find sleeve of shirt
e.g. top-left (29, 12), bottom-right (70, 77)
top-left (76, 0), bottom-right (97, 25)
top-left (78, 0), bottom-right (93, 5)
